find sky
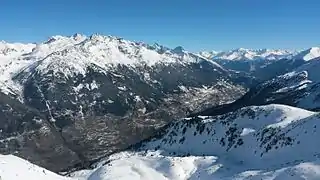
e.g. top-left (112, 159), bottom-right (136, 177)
top-left (0, 0), bottom-right (319, 51)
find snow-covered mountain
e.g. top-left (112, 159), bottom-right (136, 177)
top-left (3, 104), bottom-right (320, 180)
top-left (0, 41), bottom-right (35, 56)
top-left (256, 57), bottom-right (320, 110)
top-left (201, 47), bottom-right (320, 62)
top-left (201, 48), bottom-right (295, 61)
top-left (138, 104), bottom-right (320, 179)
top-left (0, 34), bottom-right (229, 97)
top-left (195, 56), bottom-right (320, 119)
top-left (199, 47), bottom-right (320, 81)
top-left (0, 33), bottom-right (250, 172)
top-left (0, 41), bottom-right (36, 95)
top-left (199, 48), bottom-right (302, 81)
top-left (198, 50), bottom-right (220, 59)
top-left (293, 47), bottom-right (320, 61)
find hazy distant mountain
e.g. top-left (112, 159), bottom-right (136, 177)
top-left (200, 48), bottom-right (295, 61)
top-left (200, 47), bottom-right (320, 81)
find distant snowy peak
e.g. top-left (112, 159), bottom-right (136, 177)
top-left (45, 33), bottom-right (87, 44)
top-left (294, 47), bottom-right (320, 61)
top-left (208, 48), bottom-right (295, 61)
top-left (201, 47), bottom-right (320, 61)
top-left (198, 51), bottom-right (220, 59)
top-left (0, 41), bottom-right (35, 57)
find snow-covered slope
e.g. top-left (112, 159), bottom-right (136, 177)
top-left (72, 152), bottom-right (320, 180)
top-left (0, 41), bottom-right (35, 57)
top-left (65, 104), bottom-right (320, 180)
top-left (0, 36), bottom-right (87, 96)
top-left (0, 41), bottom-right (36, 96)
top-left (140, 104), bottom-right (317, 161)
top-left (294, 47), bottom-right (320, 61)
top-left (0, 154), bottom-right (71, 180)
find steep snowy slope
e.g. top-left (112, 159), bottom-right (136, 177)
top-left (294, 47), bottom-right (320, 61)
top-left (0, 154), bottom-right (72, 180)
top-left (0, 34), bottom-right (86, 97)
top-left (0, 41), bottom-right (36, 96)
top-left (72, 152), bottom-right (320, 180)
top-left (66, 104), bottom-right (320, 180)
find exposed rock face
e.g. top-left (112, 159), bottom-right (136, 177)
top-left (0, 92), bottom-right (81, 172)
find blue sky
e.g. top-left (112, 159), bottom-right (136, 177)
top-left (0, 0), bottom-right (319, 51)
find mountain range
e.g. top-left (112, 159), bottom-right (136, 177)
top-left (1, 33), bottom-right (320, 180)
top-left (200, 47), bottom-right (320, 61)
top-left (199, 47), bottom-right (320, 81)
